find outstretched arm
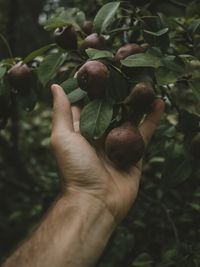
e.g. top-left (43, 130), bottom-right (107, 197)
top-left (3, 192), bottom-right (115, 267)
top-left (2, 84), bottom-right (164, 267)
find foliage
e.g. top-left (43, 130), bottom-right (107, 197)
top-left (1, 0), bottom-right (200, 266)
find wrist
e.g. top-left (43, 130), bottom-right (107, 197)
top-left (58, 189), bottom-right (116, 266)
top-left (61, 187), bottom-right (116, 226)
top-left (61, 187), bottom-right (117, 224)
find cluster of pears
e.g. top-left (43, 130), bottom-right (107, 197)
top-left (7, 21), bottom-right (200, 168)
top-left (7, 22), bottom-right (156, 168)
top-left (53, 22), bottom-right (200, 165)
top-left (55, 22), bottom-right (155, 168)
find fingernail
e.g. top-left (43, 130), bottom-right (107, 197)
top-left (51, 84), bottom-right (59, 90)
top-left (51, 84), bottom-right (59, 96)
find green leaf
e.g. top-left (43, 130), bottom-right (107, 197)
top-left (75, 11), bottom-right (86, 27)
top-left (93, 2), bottom-right (120, 34)
top-left (132, 252), bottom-right (153, 266)
top-left (189, 203), bottom-right (200, 212)
top-left (188, 18), bottom-right (200, 35)
top-left (148, 47), bottom-right (163, 57)
top-left (131, 68), bottom-right (154, 85)
top-left (0, 79), bottom-right (10, 95)
top-left (44, 8), bottom-right (83, 30)
top-left (142, 16), bottom-right (159, 32)
top-left (161, 56), bottom-right (184, 73)
top-left (60, 78), bottom-right (86, 103)
top-left (108, 66), bottom-right (130, 101)
top-left (67, 88), bottom-right (87, 103)
top-left (86, 48), bottom-right (114, 60)
top-left (142, 16), bottom-right (170, 52)
top-left (156, 67), bottom-right (177, 85)
top-left (107, 26), bottom-right (133, 34)
top-left (44, 18), bottom-right (72, 29)
top-left (194, 37), bottom-right (200, 60)
top-left (143, 27), bottom-right (169, 37)
top-left (60, 77), bottom-right (78, 94)
top-left (179, 110), bottom-right (200, 134)
top-left (80, 99), bottom-right (113, 142)
top-left (37, 52), bottom-right (67, 86)
top-left (121, 53), bottom-right (162, 68)
top-left (162, 159), bottom-right (192, 187)
top-left (156, 124), bottom-right (176, 138)
top-left (0, 66), bottom-right (6, 79)
top-left (23, 44), bottom-right (55, 64)
top-left (189, 79), bottom-right (200, 101)
top-left (16, 88), bottom-right (37, 112)
top-left (1, 58), bottom-right (15, 66)
top-left (162, 249), bottom-right (177, 264)
top-left (171, 160), bottom-right (192, 186)
top-left (166, 142), bottom-right (184, 159)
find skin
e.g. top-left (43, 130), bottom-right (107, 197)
top-left (2, 85), bottom-right (164, 267)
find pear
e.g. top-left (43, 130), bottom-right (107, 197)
top-left (105, 121), bottom-right (145, 167)
top-left (77, 61), bottom-right (109, 98)
top-left (80, 33), bottom-right (105, 53)
top-left (125, 82), bottom-right (155, 114)
top-left (8, 62), bottom-right (31, 91)
top-left (83, 21), bottom-right (93, 35)
top-left (115, 43), bottom-right (147, 67)
top-left (54, 26), bottom-right (77, 50)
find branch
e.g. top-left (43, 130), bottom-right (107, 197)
top-left (140, 192), bottom-right (180, 247)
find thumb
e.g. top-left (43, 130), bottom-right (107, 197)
top-left (51, 84), bottom-right (74, 136)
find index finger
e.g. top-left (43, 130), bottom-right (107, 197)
top-left (139, 98), bottom-right (165, 146)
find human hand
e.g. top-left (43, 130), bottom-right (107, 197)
top-left (50, 84), bottom-right (165, 223)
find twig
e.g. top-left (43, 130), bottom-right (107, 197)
top-left (140, 192), bottom-right (181, 247)
top-left (0, 33), bottom-right (14, 59)
top-left (162, 203), bottom-right (180, 246)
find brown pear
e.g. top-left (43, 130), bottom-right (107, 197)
top-left (125, 82), bottom-right (155, 114)
top-left (77, 61), bottom-right (109, 98)
top-left (54, 26), bottom-right (77, 50)
top-left (8, 62), bottom-right (31, 91)
top-left (190, 133), bottom-right (200, 158)
top-left (105, 121), bottom-right (145, 167)
top-left (80, 33), bottom-right (105, 53)
top-left (83, 21), bottom-right (93, 35)
top-left (115, 43), bottom-right (147, 67)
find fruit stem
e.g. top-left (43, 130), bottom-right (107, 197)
top-left (0, 33), bottom-right (14, 60)
top-left (166, 85), bottom-right (181, 113)
top-left (161, 85), bottom-right (180, 113)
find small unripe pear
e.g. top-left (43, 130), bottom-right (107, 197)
top-left (125, 82), bottom-right (155, 114)
top-left (83, 21), bottom-right (93, 35)
top-left (77, 61), bottom-right (109, 98)
top-left (105, 121), bottom-right (145, 167)
top-left (8, 62), bottom-right (31, 91)
top-left (115, 43), bottom-right (147, 67)
top-left (190, 133), bottom-right (200, 158)
top-left (54, 26), bottom-right (77, 50)
top-left (80, 33), bottom-right (105, 53)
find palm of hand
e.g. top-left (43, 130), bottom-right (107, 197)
top-left (50, 85), bottom-right (164, 222)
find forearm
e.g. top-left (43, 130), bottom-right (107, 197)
top-left (2, 191), bottom-right (116, 267)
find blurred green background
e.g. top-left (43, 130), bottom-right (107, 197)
top-left (1, 0), bottom-right (200, 266)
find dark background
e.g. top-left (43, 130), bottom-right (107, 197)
top-left (1, 0), bottom-right (200, 266)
